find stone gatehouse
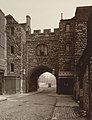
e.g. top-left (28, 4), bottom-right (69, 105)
top-left (5, 6), bottom-right (92, 96)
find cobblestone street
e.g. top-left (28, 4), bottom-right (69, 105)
top-left (0, 88), bottom-right (87, 120)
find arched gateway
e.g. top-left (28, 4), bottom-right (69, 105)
top-left (28, 66), bottom-right (57, 92)
top-left (6, 6), bottom-right (92, 95)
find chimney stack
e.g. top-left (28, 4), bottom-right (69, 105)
top-left (26, 15), bottom-right (31, 34)
top-left (61, 13), bottom-right (63, 20)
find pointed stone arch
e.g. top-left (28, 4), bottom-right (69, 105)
top-left (28, 65), bottom-right (57, 92)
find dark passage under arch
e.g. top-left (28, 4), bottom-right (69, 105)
top-left (29, 66), bottom-right (54, 92)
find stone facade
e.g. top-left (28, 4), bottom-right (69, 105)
top-left (25, 6), bottom-right (92, 94)
top-left (5, 6), bottom-right (92, 95)
top-left (74, 8), bottom-right (92, 119)
top-left (75, 6), bottom-right (92, 64)
top-left (58, 18), bottom-right (75, 94)
top-left (26, 29), bottom-right (60, 92)
top-left (0, 9), bottom-right (6, 94)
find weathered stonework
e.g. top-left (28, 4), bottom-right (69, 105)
top-left (5, 6), bottom-right (92, 98)
top-left (75, 6), bottom-right (92, 64)
top-left (74, 8), bottom-right (92, 119)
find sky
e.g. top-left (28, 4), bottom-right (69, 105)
top-left (0, 0), bottom-right (92, 31)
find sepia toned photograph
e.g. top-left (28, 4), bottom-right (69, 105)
top-left (0, 0), bottom-right (92, 119)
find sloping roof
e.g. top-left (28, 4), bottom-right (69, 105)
top-left (5, 14), bottom-right (18, 24)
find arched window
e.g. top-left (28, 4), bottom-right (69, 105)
top-left (10, 63), bottom-right (14, 72)
top-left (65, 24), bottom-right (71, 32)
top-left (36, 44), bottom-right (48, 56)
top-left (10, 27), bottom-right (14, 35)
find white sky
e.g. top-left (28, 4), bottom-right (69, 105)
top-left (0, 0), bottom-right (92, 31)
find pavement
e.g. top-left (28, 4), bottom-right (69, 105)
top-left (0, 89), bottom-right (42, 102)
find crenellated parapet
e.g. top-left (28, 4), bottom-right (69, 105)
top-left (31, 28), bottom-right (59, 36)
top-left (33, 29), bottom-right (52, 35)
top-left (34, 30), bottom-right (41, 34)
top-left (43, 29), bottom-right (51, 34)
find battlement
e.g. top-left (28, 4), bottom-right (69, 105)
top-left (32, 28), bottom-right (59, 35)
top-left (33, 29), bottom-right (51, 34)
top-left (43, 29), bottom-right (51, 34)
top-left (54, 28), bottom-right (59, 33)
top-left (34, 30), bottom-right (41, 34)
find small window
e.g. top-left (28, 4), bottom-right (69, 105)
top-left (11, 46), bottom-right (14, 54)
top-left (65, 24), bottom-right (70, 32)
top-left (11, 27), bottom-right (14, 35)
top-left (11, 63), bottom-right (14, 72)
top-left (37, 44), bottom-right (48, 56)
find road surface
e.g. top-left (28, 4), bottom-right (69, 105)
top-left (0, 87), bottom-right (87, 120)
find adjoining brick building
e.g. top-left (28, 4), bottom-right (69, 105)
top-left (0, 10), bottom-right (6, 95)
top-left (5, 15), bottom-right (28, 94)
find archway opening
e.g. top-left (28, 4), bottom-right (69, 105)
top-left (29, 66), bottom-right (57, 93)
top-left (38, 72), bottom-right (56, 91)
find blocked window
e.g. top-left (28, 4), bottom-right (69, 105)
top-left (11, 27), bottom-right (14, 35)
top-left (37, 44), bottom-right (48, 56)
top-left (11, 46), bottom-right (14, 54)
top-left (10, 63), bottom-right (14, 72)
top-left (65, 24), bottom-right (71, 31)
